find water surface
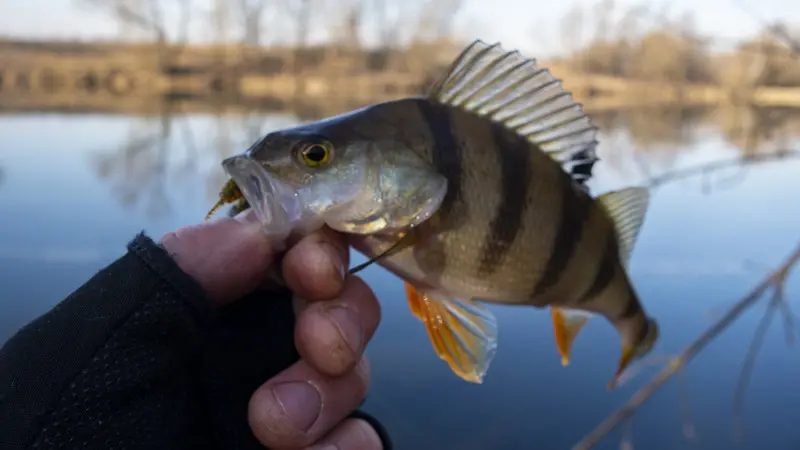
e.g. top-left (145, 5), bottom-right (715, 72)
top-left (1, 107), bottom-right (799, 450)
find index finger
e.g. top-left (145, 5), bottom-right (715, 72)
top-left (282, 228), bottom-right (350, 301)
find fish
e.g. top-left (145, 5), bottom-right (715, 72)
top-left (208, 39), bottom-right (658, 389)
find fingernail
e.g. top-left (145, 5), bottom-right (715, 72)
top-left (326, 305), bottom-right (363, 355)
top-left (272, 381), bottom-right (321, 432)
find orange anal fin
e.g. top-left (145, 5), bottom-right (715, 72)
top-left (551, 307), bottom-right (591, 366)
top-left (405, 285), bottom-right (499, 384)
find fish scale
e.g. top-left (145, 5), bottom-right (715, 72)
top-left (209, 39), bottom-right (660, 390)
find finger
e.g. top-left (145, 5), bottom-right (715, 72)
top-left (160, 212), bottom-right (277, 305)
top-left (295, 276), bottom-right (381, 376)
top-left (282, 227), bottom-right (350, 301)
top-left (248, 358), bottom-right (370, 449)
top-left (301, 418), bottom-right (383, 450)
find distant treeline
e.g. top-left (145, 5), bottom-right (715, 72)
top-left (562, 32), bottom-right (800, 88)
top-left (553, 1), bottom-right (800, 89)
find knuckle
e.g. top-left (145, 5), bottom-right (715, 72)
top-left (159, 231), bottom-right (180, 250)
top-left (318, 419), bottom-right (383, 450)
top-left (350, 419), bottom-right (384, 450)
top-left (297, 304), bottom-right (360, 375)
top-left (352, 357), bottom-right (371, 400)
top-left (346, 277), bottom-right (382, 334)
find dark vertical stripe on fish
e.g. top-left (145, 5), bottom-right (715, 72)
top-left (532, 172), bottom-right (593, 296)
top-left (634, 317), bottom-right (650, 345)
top-left (415, 100), bottom-right (462, 217)
top-left (477, 125), bottom-right (532, 276)
top-left (577, 232), bottom-right (617, 303)
top-left (618, 285), bottom-right (643, 319)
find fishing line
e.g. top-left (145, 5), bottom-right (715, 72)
top-left (348, 233), bottom-right (411, 275)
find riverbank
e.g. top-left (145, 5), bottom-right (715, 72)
top-left (3, 38), bottom-right (800, 116)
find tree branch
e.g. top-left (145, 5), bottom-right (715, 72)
top-left (572, 240), bottom-right (800, 450)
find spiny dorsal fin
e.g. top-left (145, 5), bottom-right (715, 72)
top-left (426, 39), bottom-right (600, 187)
top-left (597, 187), bottom-right (651, 267)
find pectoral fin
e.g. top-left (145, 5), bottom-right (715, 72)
top-left (551, 307), bottom-right (592, 366)
top-left (404, 283), bottom-right (499, 384)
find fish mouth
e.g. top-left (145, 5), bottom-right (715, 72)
top-left (221, 154), bottom-right (304, 240)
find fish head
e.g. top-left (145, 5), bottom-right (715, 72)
top-left (222, 108), bottom-right (449, 241)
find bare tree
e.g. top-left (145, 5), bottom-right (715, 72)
top-left (559, 4), bottom-right (585, 60)
top-left (369, 0), bottom-right (403, 50)
top-left (232, 0), bottom-right (271, 46)
top-left (410, 0), bottom-right (464, 43)
top-left (278, 0), bottom-right (317, 96)
top-left (326, 0), bottom-right (365, 49)
top-left (77, 0), bottom-right (192, 68)
top-left (282, 0), bottom-right (315, 49)
top-left (367, 0), bottom-right (460, 50)
top-left (590, 0), bottom-right (615, 44)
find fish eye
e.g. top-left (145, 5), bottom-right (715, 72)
top-left (299, 142), bottom-right (332, 168)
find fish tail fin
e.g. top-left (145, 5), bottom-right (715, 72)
top-left (551, 307), bottom-right (592, 366)
top-left (607, 291), bottom-right (660, 389)
top-left (608, 314), bottom-right (661, 390)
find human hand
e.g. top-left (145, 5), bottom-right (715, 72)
top-left (160, 211), bottom-right (384, 449)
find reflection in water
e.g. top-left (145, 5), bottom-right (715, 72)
top-left (644, 148), bottom-right (800, 195)
top-left (88, 104), bottom-right (800, 221)
top-left (591, 107), bottom-right (712, 176)
top-left (82, 103), bottom-right (800, 450)
top-left (716, 106), bottom-right (800, 155)
top-left (90, 114), bottom-right (175, 219)
top-left (2, 103), bottom-right (800, 450)
top-left (574, 240), bottom-right (800, 449)
top-left (88, 110), bottom-right (290, 219)
top-left (597, 107), bottom-right (710, 148)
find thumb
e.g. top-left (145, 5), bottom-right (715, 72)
top-left (160, 211), bottom-right (277, 306)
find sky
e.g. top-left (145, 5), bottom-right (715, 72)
top-left (0, 0), bottom-right (798, 56)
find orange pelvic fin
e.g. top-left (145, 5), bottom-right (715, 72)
top-left (404, 283), bottom-right (498, 384)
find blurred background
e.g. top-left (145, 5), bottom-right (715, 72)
top-left (2, 0), bottom-right (800, 449)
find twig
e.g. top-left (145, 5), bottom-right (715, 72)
top-left (731, 0), bottom-right (800, 54)
top-left (732, 291), bottom-right (780, 442)
top-left (646, 150), bottom-right (800, 189)
top-left (776, 292), bottom-right (796, 346)
top-left (572, 240), bottom-right (800, 450)
top-left (676, 368), bottom-right (696, 442)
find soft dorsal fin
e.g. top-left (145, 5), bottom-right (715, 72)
top-left (426, 39), bottom-right (600, 187)
top-left (597, 187), bottom-right (651, 267)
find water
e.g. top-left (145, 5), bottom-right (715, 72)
top-left (1, 107), bottom-right (799, 450)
